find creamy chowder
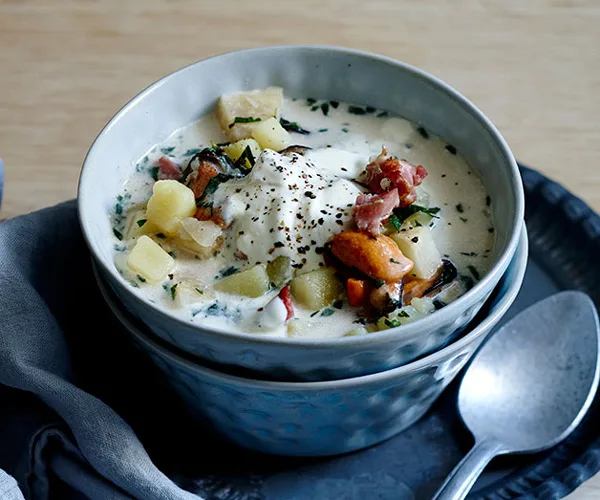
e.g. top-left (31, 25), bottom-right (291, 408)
top-left (111, 88), bottom-right (495, 339)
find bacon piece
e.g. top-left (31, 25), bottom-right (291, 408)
top-left (278, 285), bottom-right (294, 320)
top-left (187, 162), bottom-right (219, 199)
top-left (363, 147), bottom-right (428, 207)
top-left (194, 205), bottom-right (225, 228)
top-left (353, 189), bottom-right (400, 234)
top-left (156, 156), bottom-right (182, 181)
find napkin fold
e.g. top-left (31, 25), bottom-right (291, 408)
top-left (0, 200), bottom-right (201, 500)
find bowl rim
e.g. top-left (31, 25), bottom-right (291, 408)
top-left (96, 225), bottom-right (529, 389)
top-left (78, 44), bottom-right (526, 347)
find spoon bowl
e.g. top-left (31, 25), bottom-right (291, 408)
top-left (434, 291), bottom-right (600, 499)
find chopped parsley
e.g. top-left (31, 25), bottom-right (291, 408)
top-left (203, 173), bottom-right (233, 197)
top-left (341, 128), bottom-right (349, 133)
top-left (306, 98), bottom-right (317, 105)
top-left (136, 274), bottom-right (146, 283)
top-left (417, 126), bottom-right (429, 139)
top-left (456, 203), bottom-right (464, 213)
top-left (320, 102), bottom-right (330, 116)
top-left (388, 214), bottom-right (402, 231)
top-left (219, 266), bottom-right (239, 278)
top-left (170, 283), bottom-right (178, 300)
top-left (195, 301), bottom-right (240, 320)
top-left (183, 148), bottom-right (202, 157)
top-left (229, 116), bottom-right (262, 128)
top-left (318, 128), bottom-right (328, 133)
top-left (348, 105), bottom-right (366, 115)
top-left (113, 229), bottom-right (123, 240)
top-left (390, 258), bottom-right (402, 264)
top-left (398, 310), bottom-right (410, 318)
top-left (235, 145), bottom-right (256, 168)
top-left (445, 144), bottom-right (457, 155)
top-left (459, 217), bottom-right (468, 223)
top-left (393, 205), bottom-right (441, 224)
top-left (195, 287), bottom-right (204, 295)
top-left (384, 318), bottom-right (401, 328)
top-left (279, 118), bottom-right (310, 135)
top-left (115, 202), bottom-right (123, 215)
top-left (160, 146), bottom-right (175, 154)
top-left (136, 219), bottom-right (147, 227)
top-left (149, 166), bottom-right (159, 181)
top-left (320, 308), bottom-right (335, 317)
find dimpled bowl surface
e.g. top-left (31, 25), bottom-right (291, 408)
top-left (94, 227), bottom-right (528, 457)
top-left (78, 45), bottom-right (524, 381)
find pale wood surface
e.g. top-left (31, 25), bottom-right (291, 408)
top-left (1, 0), bottom-right (599, 497)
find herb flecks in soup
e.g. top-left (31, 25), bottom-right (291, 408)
top-left (112, 87), bottom-right (495, 338)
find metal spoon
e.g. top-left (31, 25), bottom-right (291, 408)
top-left (433, 291), bottom-right (600, 500)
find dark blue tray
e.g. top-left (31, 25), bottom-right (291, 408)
top-left (100, 165), bottom-right (600, 500)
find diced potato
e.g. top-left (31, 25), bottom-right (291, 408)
top-left (176, 218), bottom-right (223, 259)
top-left (251, 117), bottom-right (291, 151)
top-left (290, 267), bottom-right (343, 310)
top-left (125, 210), bottom-right (160, 240)
top-left (403, 211), bottom-right (434, 230)
top-left (175, 280), bottom-right (215, 307)
top-left (344, 327), bottom-right (369, 337)
top-left (266, 256), bottom-right (294, 288)
top-left (377, 305), bottom-right (428, 331)
top-left (214, 264), bottom-right (270, 298)
top-left (411, 296), bottom-right (436, 314)
top-left (146, 180), bottom-right (196, 236)
top-left (175, 232), bottom-right (222, 259)
top-left (435, 280), bottom-right (467, 306)
top-left (179, 218), bottom-right (222, 247)
top-left (391, 225), bottom-right (441, 280)
top-left (217, 87), bottom-right (283, 141)
top-left (223, 139), bottom-right (262, 168)
top-left (126, 235), bottom-right (175, 282)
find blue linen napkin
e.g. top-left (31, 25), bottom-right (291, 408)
top-left (0, 199), bottom-right (202, 500)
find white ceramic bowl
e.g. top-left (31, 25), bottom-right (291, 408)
top-left (95, 226), bottom-right (528, 456)
top-left (78, 46), bottom-right (525, 381)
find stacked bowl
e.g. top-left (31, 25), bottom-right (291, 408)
top-left (78, 46), bottom-right (526, 456)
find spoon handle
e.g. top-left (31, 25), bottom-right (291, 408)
top-left (432, 439), bottom-right (503, 500)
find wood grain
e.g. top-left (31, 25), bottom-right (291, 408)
top-left (1, 0), bottom-right (599, 497)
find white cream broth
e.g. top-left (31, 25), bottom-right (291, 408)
top-left (111, 97), bottom-right (494, 339)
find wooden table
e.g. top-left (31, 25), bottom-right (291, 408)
top-left (1, 0), bottom-right (599, 497)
